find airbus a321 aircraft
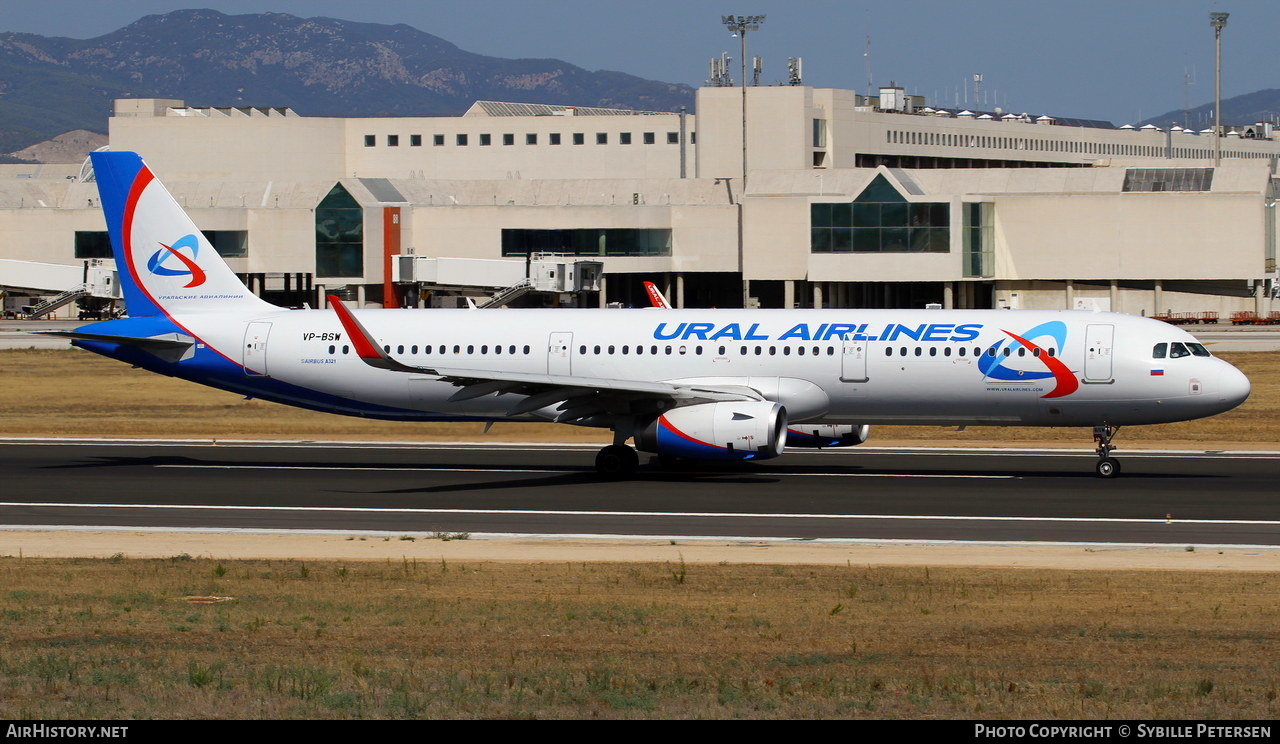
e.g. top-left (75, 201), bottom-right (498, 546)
top-left (52, 151), bottom-right (1251, 478)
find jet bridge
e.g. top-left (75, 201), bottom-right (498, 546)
top-left (0, 259), bottom-right (121, 319)
top-left (393, 255), bottom-right (602, 308)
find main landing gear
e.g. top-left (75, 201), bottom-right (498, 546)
top-left (595, 444), bottom-right (639, 478)
top-left (1092, 424), bottom-right (1121, 478)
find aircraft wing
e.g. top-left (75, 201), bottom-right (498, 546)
top-left (327, 296), bottom-right (761, 421)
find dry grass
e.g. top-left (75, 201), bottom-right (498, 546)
top-left (0, 556), bottom-right (1276, 719)
top-left (0, 348), bottom-right (1276, 446)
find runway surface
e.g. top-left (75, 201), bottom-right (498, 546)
top-left (2, 439), bottom-right (1278, 549)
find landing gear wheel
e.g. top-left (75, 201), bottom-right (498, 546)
top-left (595, 444), bottom-right (639, 478)
top-left (1092, 424), bottom-right (1122, 479)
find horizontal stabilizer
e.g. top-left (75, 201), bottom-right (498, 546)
top-left (37, 330), bottom-right (195, 362)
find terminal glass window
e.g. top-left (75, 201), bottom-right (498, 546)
top-left (501, 229), bottom-right (671, 257)
top-left (203, 230), bottom-right (248, 258)
top-left (1122, 168), bottom-right (1214, 192)
top-left (963, 202), bottom-right (993, 277)
top-left (315, 184), bottom-right (363, 278)
top-left (74, 231), bottom-right (112, 259)
top-left (811, 174), bottom-right (949, 253)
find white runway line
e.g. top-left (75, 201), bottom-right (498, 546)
top-left (2, 501), bottom-right (1278, 526)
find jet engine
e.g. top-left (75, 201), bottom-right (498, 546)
top-left (635, 401), bottom-right (787, 461)
top-left (785, 424), bottom-right (871, 448)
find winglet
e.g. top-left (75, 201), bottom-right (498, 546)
top-left (327, 294), bottom-right (430, 374)
top-left (643, 281), bottom-right (671, 309)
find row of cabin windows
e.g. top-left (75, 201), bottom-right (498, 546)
top-left (326, 343), bottom-right (1063, 359)
top-left (887, 345), bottom-right (1058, 359)
top-left (579, 344), bottom-right (840, 357)
top-left (327, 344), bottom-right (534, 356)
top-left (1152, 342), bottom-right (1211, 359)
top-left (363, 132), bottom-right (690, 148)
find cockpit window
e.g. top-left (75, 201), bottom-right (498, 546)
top-left (1187, 342), bottom-right (1211, 357)
top-left (1152, 343), bottom-right (1167, 359)
top-left (1169, 342), bottom-right (1191, 359)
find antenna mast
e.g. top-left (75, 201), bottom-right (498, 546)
top-left (864, 36), bottom-right (872, 97)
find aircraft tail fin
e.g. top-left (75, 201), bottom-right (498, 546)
top-left (90, 151), bottom-right (274, 317)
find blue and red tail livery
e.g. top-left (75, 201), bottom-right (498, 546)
top-left (90, 151), bottom-right (271, 318)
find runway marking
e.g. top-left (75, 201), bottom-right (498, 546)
top-left (2, 502), bottom-right (1278, 526)
top-left (153, 464), bottom-right (1016, 479)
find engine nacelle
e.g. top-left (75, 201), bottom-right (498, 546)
top-left (635, 401), bottom-right (787, 461)
top-left (785, 424), bottom-right (871, 448)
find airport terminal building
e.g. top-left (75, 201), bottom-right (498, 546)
top-left (1, 83), bottom-right (1277, 317)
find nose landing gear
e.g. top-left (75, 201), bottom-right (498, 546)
top-left (1093, 424), bottom-right (1121, 478)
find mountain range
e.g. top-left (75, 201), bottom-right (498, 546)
top-left (1138, 89), bottom-right (1280, 131)
top-left (3, 10), bottom-right (1279, 164)
top-left (0, 9), bottom-right (694, 161)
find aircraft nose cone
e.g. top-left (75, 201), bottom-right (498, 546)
top-left (1217, 363), bottom-right (1251, 412)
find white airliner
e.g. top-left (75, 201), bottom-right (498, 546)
top-left (51, 151), bottom-right (1251, 478)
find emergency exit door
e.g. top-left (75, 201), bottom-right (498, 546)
top-left (548, 332), bottom-right (573, 375)
top-left (243, 321), bottom-right (271, 377)
top-left (840, 336), bottom-right (869, 382)
top-left (1083, 324), bottom-right (1114, 382)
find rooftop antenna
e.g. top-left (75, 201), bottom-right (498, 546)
top-left (708, 52), bottom-right (733, 86)
top-left (752, 56), bottom-right (763, 86)
top-left (787, 56), bottom-right (803, 86)
top-left (972, 73), bottom-right (983, 109)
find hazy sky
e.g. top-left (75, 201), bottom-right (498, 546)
top-left (0, 0), bottom-right (1268, 125)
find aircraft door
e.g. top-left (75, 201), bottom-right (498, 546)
top-left (1083, 324), bottom-right (1114, 383)
top-left (840, 335), bottom-right (869, 382)
top-left (243, 321), bottom-right (271, 377)
top-left (548, 331), bottom-right (573, 375)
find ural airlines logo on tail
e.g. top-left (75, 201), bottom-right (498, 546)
top-left (145, 234), bottom-right (207, 288)
top-left (978, 320), bottom-right (1080, 399)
